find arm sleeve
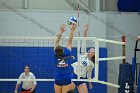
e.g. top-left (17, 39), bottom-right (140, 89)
top-left (87, 63), bottom-right (94, 79)
top-left (17, 74), bottom-right (23, 85)
top-left (81, 39), bottom-right (87, 55)
top-left (63, 47), bottom-right (71, 56)
top-left (71, 62), bottom-right (78, 67)
top-left (32, 74), bottom-right (37, 85)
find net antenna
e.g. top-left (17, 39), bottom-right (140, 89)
top-left (77, 0), bottom-right (81, 80)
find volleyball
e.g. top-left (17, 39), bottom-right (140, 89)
top-left (67, 16), bottom-right (77, 25)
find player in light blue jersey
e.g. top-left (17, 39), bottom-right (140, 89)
top-left (71, 25), bottom-right (95, 93)
top-left (54, 23), bottom-right (76, 93)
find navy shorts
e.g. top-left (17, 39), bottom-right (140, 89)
top-left (21, 88), bottom-right (35, 93)
top-left (71, 73), bottom-right (87, 86)
top-left (55, 73), bottom-right (71, 86)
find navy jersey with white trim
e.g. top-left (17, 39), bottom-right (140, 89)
top-left (54, 47), bottom-right (73, 75)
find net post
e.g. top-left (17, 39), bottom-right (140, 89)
top-left (77, 39), bottom-right (81, 80)
top-left (121, 35), bottom-right (126, 64)
top-left (94, 38), bottom-right (99, 80)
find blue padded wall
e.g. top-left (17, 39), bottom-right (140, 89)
top-left (0, 47), bottom-right (107, 93)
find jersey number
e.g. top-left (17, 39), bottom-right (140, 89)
top-left (82, 61), bottom-right (87, 66)
top-left (58, 59), bottom-right (66, 65)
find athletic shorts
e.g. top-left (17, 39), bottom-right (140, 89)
top-left (55, 73), bottom-right (71, 86)
top-left (71, 73), bottom-right (87, 86)
top-left (21, 88), bottom-right (35, 93)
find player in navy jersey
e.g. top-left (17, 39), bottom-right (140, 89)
top-left (71, 25), bottom-right (95, 93)
top-left (54, 23), bottom-right (76, 93)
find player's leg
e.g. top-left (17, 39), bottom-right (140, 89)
top-left (77, 83), bottom-right (88, 93)
top-left (62, 74), bottom-right (72, 93)
top-left (70, 82), bottom-right (76, 90)
top-left (62, 84), bottom-right (71, 93)
top-left (54, 84), bottom-right (62, 93)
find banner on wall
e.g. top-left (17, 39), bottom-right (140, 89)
top-left (117, 0), bottom-right (140, 12)
top-left (118, 64), bottom-right (134, 93)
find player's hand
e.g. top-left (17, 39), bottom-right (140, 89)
top-left (69, 24), bottom-right (76, 32)
top-left (137, 36), bottom-right (140, 40)
top-left (30, 88), bottom-right (34, 92)
top-left (60, 24), bottom-right (66, 33)
top-left (89, 83), bottom-right (93, 89)
top-left (83, 24), bottom-right (88, 31)
top-left (71, 56), bottom-right (75, 59)
top-left (14, 90), bottom-right (18, 93)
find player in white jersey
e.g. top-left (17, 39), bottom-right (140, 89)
top-left (14, 66), bottom-right (37, 93)
top-left (137, 36), bottom-right (140, 39)
top-left (71, 24), bottom-right (95, 93)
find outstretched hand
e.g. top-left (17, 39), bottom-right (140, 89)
top-left (14, 90), bottom-right (18, 93)
top-left (60, 24), bottom-right (66, 33)
top-left (137, 36), bottom-right (140, 40)
top-left (83, 24), bottom-right (88, 31)
top-left (69, 24), bottom-right (76, 32)
top-left (89, 83), bottom-right (93, 89)
top-left (83, 24), bottom-right (88, 37)
top-left (30, 88), bottom-right (34, 92)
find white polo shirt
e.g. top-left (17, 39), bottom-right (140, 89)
top-left (71, 55), bottom-right (94, 79)
top-left (17, 72), bottom-right (37, 90)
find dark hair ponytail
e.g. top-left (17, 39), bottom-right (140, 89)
top-left (55, 45), bottom-right (63, 56)
top-left (90, 56), bottom-right (95, 64)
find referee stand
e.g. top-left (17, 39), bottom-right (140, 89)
top-left (118, 36), bottom-right (139, 93)
top-left (118, 35), bottom-right (134, 93)
top-left (135, 39), bottom-right (140, 93)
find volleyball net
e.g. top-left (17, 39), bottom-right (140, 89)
top-left (0, 36), bottom-right (125, 92)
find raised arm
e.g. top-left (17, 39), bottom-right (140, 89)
top-left (87, 64), bottom-right (94, 89)
top-left (30, 74), bottom-right (37, 92)
top-left (54, 24), bottom-right (66, 49)
top-left (14, 84), bottom-right (20, 93)
top-left (14, 74), bottom-right (22, 93)
top-left (81, 24), bottom-right (88, 55)
top-left (66, 24), bottom-right (76, 50)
